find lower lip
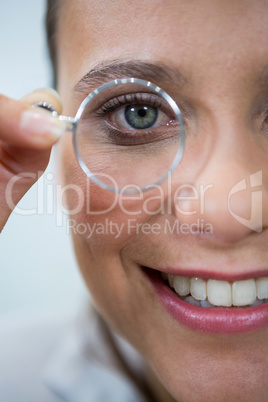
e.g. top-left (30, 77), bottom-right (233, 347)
top-left (145, 269), bottom-right (268, 334)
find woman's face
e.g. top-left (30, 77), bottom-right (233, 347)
top-left (57, 0), bottom-right (268, 400)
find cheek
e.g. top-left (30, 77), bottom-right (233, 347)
top-left (60, 132), bottom-right (156, 247)
top-left (59, 135), bottom-right (163, 333)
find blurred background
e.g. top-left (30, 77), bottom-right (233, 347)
top-left (0, 0), bottom-right (87, 317)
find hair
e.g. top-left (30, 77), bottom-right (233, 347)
top-left (46, 0), bottom-right (60, 87)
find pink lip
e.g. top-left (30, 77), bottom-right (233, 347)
top-left (150, 267), bottom-right (268, 281)
top-left (145, 269), bottom-right (268, 334)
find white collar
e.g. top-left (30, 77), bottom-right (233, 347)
top-left (41, 304), bottom-right (148, 402)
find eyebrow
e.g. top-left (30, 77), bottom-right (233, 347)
top-left (73, 60), bottom-right (188, 95)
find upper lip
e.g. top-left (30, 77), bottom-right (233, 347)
top-left (143, 265), bottom-right (268, 281)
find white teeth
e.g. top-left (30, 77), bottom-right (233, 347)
top-left (207, 280), bottom-right (232, 307)
top-left (173, 276), bottom-right (190, 296)
top-left (256, 278), bottom-right (268, 300)
top-left (162, 273), bottom-right (268, 308)
top-left (190, 278), bottom-right (207, 301)
top-left (232, 279), bottom-right (256, 307)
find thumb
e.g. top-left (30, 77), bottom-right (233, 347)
top-left (0, 88), bottom-right (67, 231)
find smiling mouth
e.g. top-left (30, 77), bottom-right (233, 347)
top-left (142, 266), bottom-right (268, 333)
top-left (161, 273), bottom-right (268, 308)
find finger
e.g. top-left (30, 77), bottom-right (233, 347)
top-left (0, 88), bottom-right (66, 231)
top-left (0, 90), bottom-right (67, 150)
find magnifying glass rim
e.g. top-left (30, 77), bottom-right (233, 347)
top-left (73, 77), bottom-right (185, 194)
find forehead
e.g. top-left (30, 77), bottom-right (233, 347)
top-left (57, 0), bottom-right (268, 95)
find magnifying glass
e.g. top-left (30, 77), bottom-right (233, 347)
top-left (35, 78), bottom-right (185, 194)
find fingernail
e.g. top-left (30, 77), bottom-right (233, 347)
top-left (32, 87), bottom-right (62, 102)
top-left (20, 109), bottom-right (67, 143)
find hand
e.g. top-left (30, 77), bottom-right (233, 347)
top-left (0, 88), bottom-right (66, 232)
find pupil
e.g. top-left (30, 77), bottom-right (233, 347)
top-left (138, 108), bottom-right (147, 118)
top-left (125, 105), bottom-right (158, 129)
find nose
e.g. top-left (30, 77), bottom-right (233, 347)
top-left (171, 118), bottom-right (268, 243)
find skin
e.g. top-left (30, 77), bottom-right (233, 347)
top-left (54, 0), bottom-right (268, 400)
top-left (0, 89), bottom-right (64, 230)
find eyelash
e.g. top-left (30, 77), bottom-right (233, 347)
top-left (95, 92), bottom-right (165, 117)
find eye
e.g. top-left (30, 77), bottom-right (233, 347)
top-left (110, 103), bottom-right (170, 130)
top-left (82, 90), bottom-right (180, 147)
top-left (95, 92), bottom-right (173, 133)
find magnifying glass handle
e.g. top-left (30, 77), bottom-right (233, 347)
top-left (32, 102), bottom-right (76, 132)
